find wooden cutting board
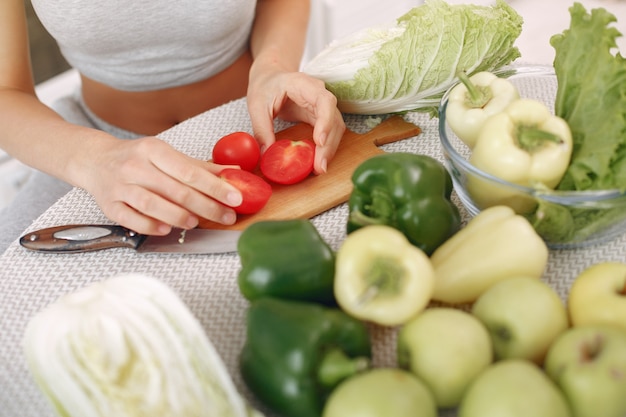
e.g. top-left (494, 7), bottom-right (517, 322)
top-left (199, 115), bottom-right (421, 230)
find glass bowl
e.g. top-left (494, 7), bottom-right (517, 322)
top-left (438, 65), bottom-right (626, 249)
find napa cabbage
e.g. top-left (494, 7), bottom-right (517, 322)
top-left (303, 0), bottom-right (523, 115)
top-left (23, 273), bottom-right (263, 417)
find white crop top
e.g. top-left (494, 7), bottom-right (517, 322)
top-left (31, 0), bottom-right (257, 91)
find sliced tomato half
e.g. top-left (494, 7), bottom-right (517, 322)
top-left (260, 139), bottom-right (315, 185)
top-left (219, 168), bottom-right (272, 215)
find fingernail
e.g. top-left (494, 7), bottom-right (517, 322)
top-left (222, 211), bottom-right (237, 225)
top-left (320, 158), bottom-right (328, 174)
top-left (227, 191), bottom-right (242, 207)
top-left (186, 216), bottom-right (199, 229)
top-left (318, 132), bottom-right (327, 147)
top-left (157, 224), bottom-right (172, 234)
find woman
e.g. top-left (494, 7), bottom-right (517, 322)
top-left (0, 0), bottom-right (345, 253)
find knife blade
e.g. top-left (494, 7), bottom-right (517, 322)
top-left (19, 224), bottom-right (241, 254)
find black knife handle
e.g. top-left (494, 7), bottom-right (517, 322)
top-left (19, 224), bottom-right (147, 253)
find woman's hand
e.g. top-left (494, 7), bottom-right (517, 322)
top-left (78, 136), bottom-right (243, 236)
top-left (246, 69), bottom-right (345, 174)
top-left (247, 0), bottom-right (345, 175)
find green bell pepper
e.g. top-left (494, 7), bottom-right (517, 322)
top-left (237, 219), bottom-right (336, 305)
top-left (347, 153), bottom-right (461, 255)
top-left (240, 297), bottom-right (371, 417)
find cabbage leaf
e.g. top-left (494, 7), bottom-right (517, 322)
top-left (303, 0), bottom-right (523, 115)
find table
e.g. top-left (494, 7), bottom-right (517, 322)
top-left (1, 93), bottom-right (625, 417)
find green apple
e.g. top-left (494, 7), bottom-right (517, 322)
top-left (471, 276), bottom-right (569, 364)
top-left (322, 368), bottom-right (437, 417)
top-left (397, 307), bottom-right (493, 408)
top-left (544, 325), bottom-right (626, 417)
top-left (568, 262), bottom-right (626, 333)
top-left (458, 359), bottom-right (571, 417)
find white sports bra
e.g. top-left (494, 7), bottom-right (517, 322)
top-left (31, 0), bottom-right (257, 91)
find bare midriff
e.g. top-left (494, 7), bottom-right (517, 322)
top-left (80, 50), bottom-right (253, 136)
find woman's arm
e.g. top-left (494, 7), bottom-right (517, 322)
top-left (250, 0), bottom-right (309, 73)
top-left (0, 0), bottom-right (241, 236)
top-left (0, 0), bottom-right (79, 175)
top-left (247, 0), bottom-right (345, 174)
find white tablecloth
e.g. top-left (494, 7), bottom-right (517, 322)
top-left (1, 93), bottom-right (625, 417)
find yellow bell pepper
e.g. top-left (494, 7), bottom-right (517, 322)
top-left (446, 71), bottom-right (520, 148)
top-left (467, 98), bottom-right (573, 213)
top-left (334, 225), bottom-right (435, 326)
top-left (430, 206), bottom-right (549, 304)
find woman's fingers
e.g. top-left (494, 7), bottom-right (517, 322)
top-left (88, 137), bottom-right (243, 235)
top-left (309, 89), bottom-right (345, 174)
top-left (247, 71), bottom-right (346, 174)
top-left (103, 182), bottom-right (238, 236)
top-left (247, 93), bottom-right (278, 153)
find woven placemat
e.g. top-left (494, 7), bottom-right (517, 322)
top-left (1, 70), bottom-right (625, 417)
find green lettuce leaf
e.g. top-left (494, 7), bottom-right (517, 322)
top-left (551, 2), bottom-right (626, 191)
top-left (303, 0), bottom-right (522, 115)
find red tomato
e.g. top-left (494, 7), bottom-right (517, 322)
top-left (260, 139), bottom-right (315, 185)
top-left (212, 132), bottom-right (261, 172)
top-left (219, 168), bottom-right (272, 215)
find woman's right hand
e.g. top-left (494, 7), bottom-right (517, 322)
top-left (77, 136), bottom-right (243, 236)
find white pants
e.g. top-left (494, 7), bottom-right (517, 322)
top-left (0, 90), bottom-right (141, 254)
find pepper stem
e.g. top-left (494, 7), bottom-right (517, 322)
top-left (317, 348), bottom-right (370, 389)
top-left (349, 189), bottom-right (396, 227)
top-left (457, 71), bottom-right (493, 108)
top-left (349, 209), bottom-right (385, 227)
top-left (516, 125), bottom-right (563, 153)
top-left (492, 324), bottom-right (513, 343)
top-left (357, 257), bottom-right (404, 306)
top-left (579, 334), bottom-right (603, 363)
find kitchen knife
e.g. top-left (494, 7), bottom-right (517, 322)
top-left (19, 224), bottom-right (241, 254)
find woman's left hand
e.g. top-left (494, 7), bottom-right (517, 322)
top-left (246, 69), bottom-right (345, 175)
